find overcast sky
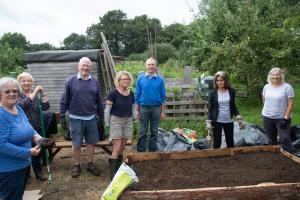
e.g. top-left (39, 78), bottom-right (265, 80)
top-left (0, 0), bottom-right (200, 47)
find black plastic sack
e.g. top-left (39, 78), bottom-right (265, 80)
top-left (157, 129), bottom-right (193, 152)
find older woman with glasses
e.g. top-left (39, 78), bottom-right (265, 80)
top-left (104, 71), bottom-right (136, 179)
top-left (0, 77), bottom-right (42, 200)
top-left (207, 71), bottom-right (244, 149)
top-left (262, 67), bottom-right (294, 153)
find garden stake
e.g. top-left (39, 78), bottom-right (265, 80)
top-left (38, 93), bottom-right (52, 184)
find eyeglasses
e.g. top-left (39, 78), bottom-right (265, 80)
top-left (120, 78), bottom-right (131, 81)
top-left (3, 90), bottom-right (19, 94)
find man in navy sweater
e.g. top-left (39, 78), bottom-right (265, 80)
top-left (60, 57), bottom-right (104, 178)
top-left (135, 57), bottom-right (166, 152)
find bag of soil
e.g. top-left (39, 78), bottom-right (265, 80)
top-left (101, 162), bottom-right (139, 200)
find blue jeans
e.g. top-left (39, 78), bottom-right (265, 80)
top-left (0, 167), bottom-right (28, 200)
top-left (137, 105), bottom-right (161, 152)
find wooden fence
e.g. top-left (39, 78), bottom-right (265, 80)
top-left (165, 82), bottom-right (208, 120)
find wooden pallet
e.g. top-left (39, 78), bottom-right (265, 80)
top-left (165, 85), bottom-right (208, 120)
top-left (120, 146), bottom-right (300, 200)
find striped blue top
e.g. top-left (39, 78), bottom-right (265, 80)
top-left (0, 105), bottom-right (34, 172)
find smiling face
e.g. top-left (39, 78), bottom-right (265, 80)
top-left (270, 69), bottom-right (282, 85)
top-left (78, 59), bottom-right (92, 79)
top-left (216, 76), bottom-right (225, 89)
top-left (19, 76), bottom-right (33, 92)
top-left (0, 82), bottom-right (19, 108)
top-left (145, 58), bottom-right (156, 75)
top-left (118, 74), bottom-right (131, 88)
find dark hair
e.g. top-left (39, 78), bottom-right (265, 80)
top-left (213, 71), bottom-right (230, 89)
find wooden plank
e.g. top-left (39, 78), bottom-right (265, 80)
top-left (280, 148), bottom-right (300, 164)
top-left (54, 139), bottom-right (132, 148)
top-left (125, 146), bottom-right (281, 163)
top-left (166, 93), bottom-right (196, 97)
top-left (120, 183), bottom-right (300, 200)
top-left (165, 101), bottom-right (206, 105)
top-left (165, 108), bottom-right (208, 113)
top-left (165, 116), bottom-right (206, 120)
top-left (98, 51), bottom-right (110, 96)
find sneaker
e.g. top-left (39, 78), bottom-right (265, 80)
top-left (87, 162), bottom-right (100, 176)
top-left (71, 165), bottom-right (81, 178)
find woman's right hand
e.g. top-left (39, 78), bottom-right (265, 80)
top-left (33, 85), bottom-right (44, 95)
top-left (30, 146), bottom-right (41, 156)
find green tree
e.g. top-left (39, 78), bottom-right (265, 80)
top-left (186, 0), bottom-right (300, 99)
top-left (159, 23), bottom-right (188, 49)
top-left (30, 43), bottom-right (55, 51)
top-left (123, 15), bottom-right (162, 56)
top-left (87, 10), bottom-right (127, 55)
top-left (153, 43), bottom-right (178, 64)
top-left (0, 44), bottom-right (24, 76)
top-left (63, 33), bottom-right (87, 50)
top-left (0, 32), bottom-right (30, 51)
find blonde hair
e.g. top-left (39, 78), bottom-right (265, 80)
top-left (17, 72), bottom-right (34, 83)
top-left (114, 71), bottom-right (133, 88)
top-left (267, 67), bottom-right (285, 84)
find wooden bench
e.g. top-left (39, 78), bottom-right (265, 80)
top-left (51, 112), bottom-right (133, 159)
top-left (50, 139), bottom-right (132, 160)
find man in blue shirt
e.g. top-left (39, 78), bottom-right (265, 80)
top-left (60, 57), bottom-right (104, 178)
top-left (135, 57), bottom-right (166, 152)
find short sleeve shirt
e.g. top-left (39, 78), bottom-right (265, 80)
top-left (107, 89), bottom-right (135, 118)
top-left (262, 83), bottom-right (294, 119)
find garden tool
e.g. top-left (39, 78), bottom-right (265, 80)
top-left (37, 93), bottom-right (52, 184)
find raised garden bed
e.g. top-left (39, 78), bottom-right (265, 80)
top-left (120, 146), bottom-right (300, 200)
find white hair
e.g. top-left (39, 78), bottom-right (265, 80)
top-left (0, 77), bottom-right (20, 93)
top-left (79, 57), bottom-right (92, 65)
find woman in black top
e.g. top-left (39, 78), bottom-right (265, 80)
top-left (104, 71), bottom-right (135, 179)
top-left (207, 71), bottom-right (244, 148)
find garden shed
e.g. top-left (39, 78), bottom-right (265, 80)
top-left (24, 49), bottom-right (116, 112)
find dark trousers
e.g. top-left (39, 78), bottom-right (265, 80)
top-left (263, 116), bottom-right (292, 153)
top-left (0, 167), bottom-right (28, 200)
top-left (212, 121), bottom-right (234, 148)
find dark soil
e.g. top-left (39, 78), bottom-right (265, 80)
top-left (131, 152), bottom-right (300, 191)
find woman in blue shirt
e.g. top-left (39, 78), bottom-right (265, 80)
top-left (0, 77), bottom-right (43, 200)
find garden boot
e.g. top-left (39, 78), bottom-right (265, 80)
top-left (33, 169), bottom-right (47, 181)
top-left (109, 158), bottom-right (119, 180)
top-left (117, 154), bottom-right (123, 168)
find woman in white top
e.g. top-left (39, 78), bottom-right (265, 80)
top-left (262, 67), bottom-right (294, 152)
top-left (207, 71), bottom-right (243, 148)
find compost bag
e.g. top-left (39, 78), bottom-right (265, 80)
top-left (101, 163), bottom-right (138, 200)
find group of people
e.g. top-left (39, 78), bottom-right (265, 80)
top-left (207, 68), bottom-right (294, 153)
top-left (59, 57), bottom-right (166, 180)
top-left (0, 54), bottom-right (294, 199)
